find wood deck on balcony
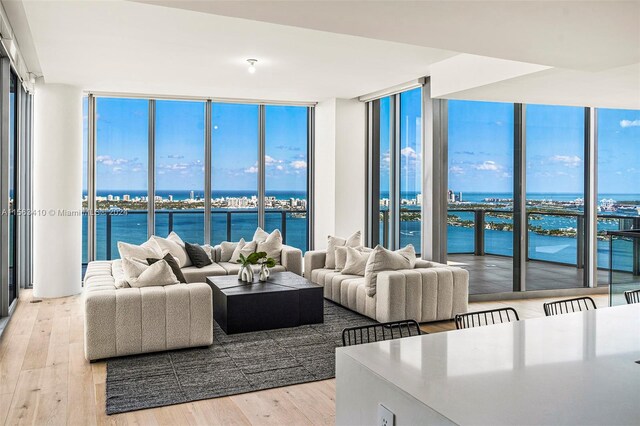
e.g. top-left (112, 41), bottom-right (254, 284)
top-left (448, 254), bottom-right (610, 295)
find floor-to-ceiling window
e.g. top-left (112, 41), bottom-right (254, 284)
top-left (8, 71), bottom-right (17, 305)
top-left (82, 97), bottom-right (88, 266)
top-left (211, 103), bottom-right (259, 242)
top-left (95, 98), bottom-right (149, 260)
top-left (399, 88), bottom-right (422, 253)
top-left (525, 105), bottom-right (585, 289)
top-left (155, 100), bottom-right (206, 243)
top-left (597, 108), bottom-right (640, 276)
top-left (367, 88), bottom-right (421, 252)
top-left (447, 100), bottom-right (514, 294)
top-left (264, 105), bottom-right (309, 250)
top-left (85, 97), bottom-right (313, 261)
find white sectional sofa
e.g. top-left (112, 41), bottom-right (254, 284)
top-left (83, 244), bottom-right (303, 361)
top-left (304, 251), bottom-right (469, 323)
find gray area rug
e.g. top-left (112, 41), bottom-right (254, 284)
top-left (106, 300), bottom-right (376, 414)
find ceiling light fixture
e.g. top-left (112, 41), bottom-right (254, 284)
top-left (247, 59), bottom-right (257, 74)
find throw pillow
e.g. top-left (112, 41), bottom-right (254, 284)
top-left (121, 257), bottom-right (148, 280)
top-left (229, 238), bottom-right (257, 263)
top-left (364, 244), bottom-right (416, 296)
top-left (184, 242), bottom-right (213, 268)
top-left (334, 246), bottom-right (349, 271)
top-left (341, 246), bottom-right (371, 276)
top-left (257, 229), bottom-right (283, 264)
top-left (325, 231), bottom-right (361, 269)
top-left (152, 232), bottom-right (192, 268)
top-left (253, 227), bottom-right (270, 243)
top-left (147, 253), bottom-right (187, 283)
top-left (201, 244), bottom-right (215, 262)
top-left (128, 260), bottom-right (179, 288)
top-left (117, 238), bottom-right (163, 261)
top-left (219, 241), bottom-right (237, 262)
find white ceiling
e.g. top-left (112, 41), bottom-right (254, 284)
top-left (134, 0), bottom-right (640, 72)
top-left (5, 0), bottom-right (640, 107)
top-left (13, 0), bottom-right (457, 102)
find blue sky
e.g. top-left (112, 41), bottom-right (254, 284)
top-left (84, 96), bottom-right (639, 197)
top-left (448, 101), bottom-right (640, 195)
top-left (87, 99), bottom-right (308, 194)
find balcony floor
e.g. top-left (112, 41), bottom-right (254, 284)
top-left (448, 254), bottom-right (610, 295)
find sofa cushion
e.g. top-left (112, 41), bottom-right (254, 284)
top-left (364, 244), bottom-right (416, 297)
top-left (152, 232), bottom-right (192, 268)
top-left (253, 227), bottom-right (270, 242)
top-left (325, 231), bottom-right (361, 269)
top-left (122, 257), bottom-right (148, 280)
top-left (181, 262), bottom-right (228, 283)
top-left (184, 242), bottom-right (213, 268)
top-left (117, 239), bottom-right (163, 262)
top-left (342, 247), bottom-right (372, 276)
top-left (148, 253), bottom-right (187, 283)
top-left (128, 260), bottom-right (179, 288)
top-left (257, 229), bottom-right (283, 264)
top-left (219, 241), bottom-right (238, 262)
top-left (230, 239), bottom-right (257, 263)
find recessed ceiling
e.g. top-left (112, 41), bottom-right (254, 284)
top-left (15, 0), bottom-right (458, 102)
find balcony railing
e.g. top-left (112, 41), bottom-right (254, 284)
top-left (85, 209), bottom-right (307, 260)
top-left (447, 208), bottom-right (640, 272)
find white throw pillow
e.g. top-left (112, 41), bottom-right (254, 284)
top-left (341, 247), bottom-right (371, 276)
top-left (219, 241), bottom-right (238, 262)
top-left (253, 227), bottom-right (270, 243)
top-left (364, 244), bottom-right (416, 296)
top-left (121, 257), bottom-right (149, 280)
top-left (201, 244), bottom-right (215, 262)
top-left (229, 238), bottom-right (257, 263)
top-left (325, 231), bottom-right (361, 269)
top-left (117, 238), bottom-right (163, 262)
top-left (152, 232), bottom-right (191, 268)
top-left (335, 245), bottom-right (371, 271)
top-left (257, 229), bottom-right (283, 264)
top-left (128, 260), bottom-right (179, 288)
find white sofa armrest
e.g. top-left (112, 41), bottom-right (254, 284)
top-left (375, 267), bottom-right (469, 323)
top-left (304, 250), bottom-right (327, 278)
top-left (281, 244), bottom-right (303, 276)
top-left (83, 283), bottom-right (213, 361)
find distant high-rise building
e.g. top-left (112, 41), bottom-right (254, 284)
top-left (458, 192), bottom-right (463, 202)
top-left (123, 194), bottom-right (130, 201)
top-left (190, 190), bottom-right (195, 200)
top-left (107, 194), bottom-right (113, 201)
top-left (168, 194), bottom-right (173, 201)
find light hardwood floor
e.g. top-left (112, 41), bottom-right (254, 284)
top-left (0, 290), bottom-right (608, 426)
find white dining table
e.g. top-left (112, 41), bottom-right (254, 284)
top-left (335, 304), bottom-right (640, 425)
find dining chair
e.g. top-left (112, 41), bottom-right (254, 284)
top-left (624, 289), bottom-right (640, 304)
top-left (455, 307), bottom-right (520, 329)
top-left (342, 320), bottom-right (423, 346)
top-left (543, 296), bottom-right (597, 316)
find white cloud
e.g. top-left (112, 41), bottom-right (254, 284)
top-left (620, 119), bottom-right (640, 128)
top-left (550, 155), bottom-right (581, 168)
top-left (474, 161), bottom-right (500, 171)
top-left (290, 160), bottom-right (307, 169)
top-left (276, 165), bottom-right (284, 171)
top-left (449, 166), bottom-right (464, 175)
top-left (401, 147), bottom-right (417, 159)
top-left (244, 166), bottom-right (258, 174)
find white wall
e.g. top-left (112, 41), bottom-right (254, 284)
top-left (313, 98), bottom-right (365, 249)
top-left (33, 83), bottom-right (83, 298)
top-left (313, 98), bottom-right (336, 250)
top-left (334, 99), bottom-right (365, 237)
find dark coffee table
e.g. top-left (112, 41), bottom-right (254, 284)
top-left (206, 271), bottom-right (324, 334)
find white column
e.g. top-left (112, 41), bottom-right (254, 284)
top-left (33, 83), bottom-right (83, 298)
top-left (313, 98), bottom-right (366, 249)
